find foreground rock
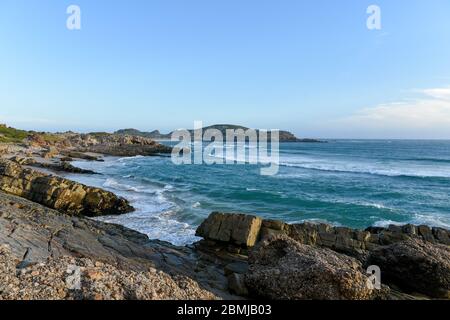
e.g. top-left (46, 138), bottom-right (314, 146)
top-left (367, 239), bottom-right (450, 298)
top-left (245, 235), bottom-right (383, 300)
top-left (0, 159), bottom-right (132, 216)
top-left (196, 212), bottom-right (450, 300)
top-left (0, 192), bottom-right (237, 299)
top-left (0, 245), bottom-right (217, 300)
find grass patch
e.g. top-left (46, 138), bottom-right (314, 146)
top-left (0, 125), bottom-right (29, 143)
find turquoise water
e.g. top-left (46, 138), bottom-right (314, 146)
top-left (68, 140), bottom-right (450, 245)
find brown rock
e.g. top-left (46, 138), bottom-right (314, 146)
top-left (42, 147), bottom-right (59, 159)
top-left (0, 159), bottom-right (133, 216)
top-left (196, 212), bottom-right (262, 247)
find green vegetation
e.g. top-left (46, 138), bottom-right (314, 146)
top-left (88, 132), bottom-right (111, 138)
top-left (0, 125), bottom-right (29, 143)
top-left (38, 133), bottom-right (64, 144)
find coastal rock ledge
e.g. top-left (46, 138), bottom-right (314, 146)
top-left (196, 212), bottom-right (450, 299)
top-left (0, 159), bottom-right (133, 216)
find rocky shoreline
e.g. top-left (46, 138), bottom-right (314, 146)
top-left (1, 187), bottom-right (449, 300)
top-left (0, 126), bottom-right (449, 300)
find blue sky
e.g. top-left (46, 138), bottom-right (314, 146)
top-left (1, 0), bottom-right (450, 138)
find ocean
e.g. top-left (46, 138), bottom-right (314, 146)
top-left (67, 140), bottom-right (450, 246)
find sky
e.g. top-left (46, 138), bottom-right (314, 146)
top-left (1, 0), bottom-right (450, 139)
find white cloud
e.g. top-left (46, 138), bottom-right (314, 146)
top-left (422, 87), bottom-right (450, 100)
top-left (331, 87), bottom-right (450, 138)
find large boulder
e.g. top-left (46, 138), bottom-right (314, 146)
top-left (245, 236), bottom-right (383, 300)
top-left (367, 238), bottom-right (450, 298)
top-left (0, 159), bottom-right (133, 216)
top-left (196, 212), bottom-right (262, 247)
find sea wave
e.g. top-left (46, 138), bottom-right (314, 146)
top-left (278, 161), bottom-right (450, 178)
top-left (374, 216), bottom-right (450, 229)
top-left (405, 158), bottom-right (450, 164)
top-left (103, 178), bottom-right (157, 194)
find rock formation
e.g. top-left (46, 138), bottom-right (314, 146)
top-left (195, 212), bottom-right (450, 300)
top-left (0, 159), bottom-right (132, 216)
top-left (245, 235), bottom-right (385, 300)
top-left (367, 239), bottom-right (450, 298)
top-left (196, 212), bottom-right (262, 247)
top-left (0, 191), bottom-right (236, 299)
top-left (9, 156), bottom-right (97, 174)
top-left (61, 133), bottom-right (172, 156)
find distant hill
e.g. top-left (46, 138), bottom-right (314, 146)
top-left (115, 125), bottom-right (325, 143)
top-left (115, 128), bottom-right (171, 140)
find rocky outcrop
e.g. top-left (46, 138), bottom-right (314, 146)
top-left (60, 151), bottom-right (103, 161)
top-left (245, 235), bottom-right (384, 300)
top-left (36, 161), bottom-right (97, 174)
top-left (0, 191), bottom-right (235, 299)
top-left (0, 159), bottom-right (132, 216)
top-left (9, 156), bottom-right (96, 174)
top-left (63, 133), bottom-right (172, 156)
top-left (367, 239), bottom-right (450, 298)
top-left (196, 212), bottom-right (262, 247)
top-left (195, 212), bottom-right (450, 300)
top-left (197, 213), bottom-right (449, 253)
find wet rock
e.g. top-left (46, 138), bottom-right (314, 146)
top-left (196, 212), bottom-right (262, 247)
top-left (224, 262), bottom-right (248, 275)
top-left (367, 238), bottom-right (450, 298)
top-left (245, 235), bottom-right (381, 300)
top-left (60, 151), bottom-right (103, 162)
top-left (227, 273), bottom-right (248, 296)
top-left (35, 161), bottom-right (97, 174)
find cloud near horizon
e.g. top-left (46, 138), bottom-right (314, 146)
top-left (331, 87), bottom-right (450, 138)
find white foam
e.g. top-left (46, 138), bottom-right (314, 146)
top-left (374, 213), bottom-right (450, 229)
top-left (278, 156), bottom-right (450, 178)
